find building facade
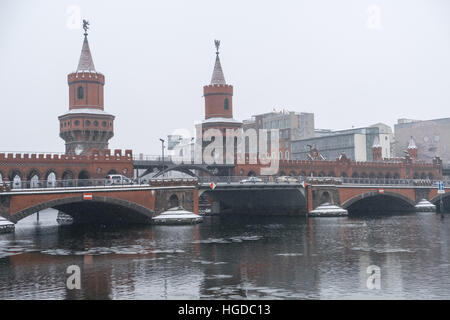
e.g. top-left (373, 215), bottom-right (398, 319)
top-left (243, 111), bottom-right (314, 160)
top-left (292, 126), bottom-right (392, 162)
top-left (394, 117), bottom-right (450, 165)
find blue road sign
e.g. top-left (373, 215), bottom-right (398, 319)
top-left (438, 181), bottom-right (445, 194)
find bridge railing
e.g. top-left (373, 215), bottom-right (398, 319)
top-left (196, 176), bottom-right (447, 186)
top-left (197, 176), bottom-right (303, 184)
top-left (0, 178), bottom-right (150, 191)
top-left (132, 154), bottom-right (192, 163)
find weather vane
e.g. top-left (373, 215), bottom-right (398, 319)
top-left (214, 39), bottom-right (220, 54)
top-left (83, 19), bottom-right (90, 36)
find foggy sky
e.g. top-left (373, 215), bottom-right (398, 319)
top-left (1, 0), bottom-right (450, 155)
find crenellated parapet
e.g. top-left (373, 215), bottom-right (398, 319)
top-left (0, 149), bottom-right (132, 162)
top-left (234, 154), bottom-right (442, 180)
top-left (0, 149), bottom-right (134, 181)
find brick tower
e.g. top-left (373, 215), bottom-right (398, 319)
top-left (407, 136), bottom-right (418, 160)
top-left (59, 20), bottom-right (115, 155)
top-left (372, 136), bottom-right (382, 161)
top-left (197, 40), bottom-right (242, 171)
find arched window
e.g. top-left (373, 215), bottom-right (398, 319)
top-left (224, 98), bottom-right (229, 110)
top-left (47, 172), bottom-right (56, 188)
top-left (77, 86), bottom-right (84, 100)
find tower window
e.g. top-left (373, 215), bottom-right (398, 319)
top-left (224, 98), bottom-right (229, 110)
top-left (85, 120), bottom-right (91, 126)
top-left (77, 86), bottom-right (84, 100)
top-left (75, 120), bottom-right (80, 126)
top-left (94, 120), bottom-right (99, 126)
top-left (102, 121), bottom-right (107, 127)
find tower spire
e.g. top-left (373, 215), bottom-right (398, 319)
top-left (210, 39), bottom-right (226, 85)
top-left (76, 19), bottom-right (96, 72)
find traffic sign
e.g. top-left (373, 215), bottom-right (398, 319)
top-left (83, 193), bottom-right (93, 200)
top-left (438, 181), bottom-right (445, 194)
top-left (210, 182), bottom-right (216, 190)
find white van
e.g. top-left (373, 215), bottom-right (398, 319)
top-left (106, 174), bottom-right (133, 186)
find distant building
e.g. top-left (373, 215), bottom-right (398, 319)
top-left (292, 125), bottom-right (393, 162)
top-left (243, 110), bottom-right (314, 160)
top-left (394, 117), bottom-right (450, 165)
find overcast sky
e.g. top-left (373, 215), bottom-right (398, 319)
top-left (1, 0), bottom-right (450, 154)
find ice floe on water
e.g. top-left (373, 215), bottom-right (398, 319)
top-left (39, 246), bottom-right (186, 256)
top-left (0, 239), bottom-right (39, 258)
top-left (192, 259), bottom-right (228, 265)
top-left (351, 247), bottom-right (415, 254)
top-left (275, 253), bottom-right (303, 257)
top-left (205, 274), bottom-right (233, 280)
top-left (192, 235), bottom-right (262, 244)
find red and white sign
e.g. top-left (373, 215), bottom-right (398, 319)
top-left (378, 189), bottom-right (384, 194)
top-left (83, 193), bottom-right (93, 200)
top-left (210, 182), bottom-right (216, 190)
top-left (301, 181), bottom-right (307, 189)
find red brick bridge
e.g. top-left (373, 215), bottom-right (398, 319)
top-left (198, 176), bottom-right (449, 215)
top-left (0, 179), bottom-right (198, 224)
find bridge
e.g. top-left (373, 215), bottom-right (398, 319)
top-left (0, 178), bottom-right (198, 224)
top-left (1, 175), bottom-right (449, 230)
top-left (196, 176), bottom-right (450, 215)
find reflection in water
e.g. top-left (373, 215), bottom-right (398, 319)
top-left (0, 209), bottom-right (450, 299)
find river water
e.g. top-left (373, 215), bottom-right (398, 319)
top-left (0, 209), bottom-right (449, 299)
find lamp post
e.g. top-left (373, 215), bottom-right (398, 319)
top-left (307, 144), bottom-right (313, 177)
top-left (160, 138), bottom-right (165, 181)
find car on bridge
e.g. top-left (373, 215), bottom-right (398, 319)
top-left (106, 174), bottom-right (134, 186)
top-left (241, 177), bottom-right (263, 183)
top-left (276, 176), bottom-right (298, 183)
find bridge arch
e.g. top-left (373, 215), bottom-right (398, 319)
top-left (430, 193), bottom-right (450, 213)
top-left (27, 169), bottom-right (42, 188)
top-left (62, 169), bottom-right (74, 180)
top-left (46, 171), bottom-right (57, 188)
top-left (107, 169), bottom-right (118, 176)
top-left (342, 191), bottom-right (416, 215)
top-left (169, 194), bottom-right (179, 208)
top-left (247, 170), bottom-right (257, 177)
top-left (78, 170), bottom-right (90, 180)
top-left (11, 196), bottom-right (154, 224)
top-left (8, 169), bottom-right (22, 189)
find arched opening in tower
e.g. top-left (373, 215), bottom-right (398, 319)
top-left (169, 194), bottom-right (180, 208)
top-left (78, 170), bottom-right (91, 186)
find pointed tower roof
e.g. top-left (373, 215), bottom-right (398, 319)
top-left (210, 40), bottom-right (226, 85)
top-left (408, 136), bottom-right (417, 149)
top-left (372, 136), bottom-right (381, 148)
top-left (77, 35), bottom-right (96, 72)
top-left (76, 20), bottom-right (96, 72)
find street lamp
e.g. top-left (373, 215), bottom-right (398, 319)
top-left (307, 144), bottom-right (313, 177)
top-left (160, 138), bottom-right (165, 181)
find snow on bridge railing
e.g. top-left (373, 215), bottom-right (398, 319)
top-left (196, 176), bottom-right (444, 186)
top-left (132, 154), bottom-right (192, 163)
top-left (0, 178), bottom-right (149, 192)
